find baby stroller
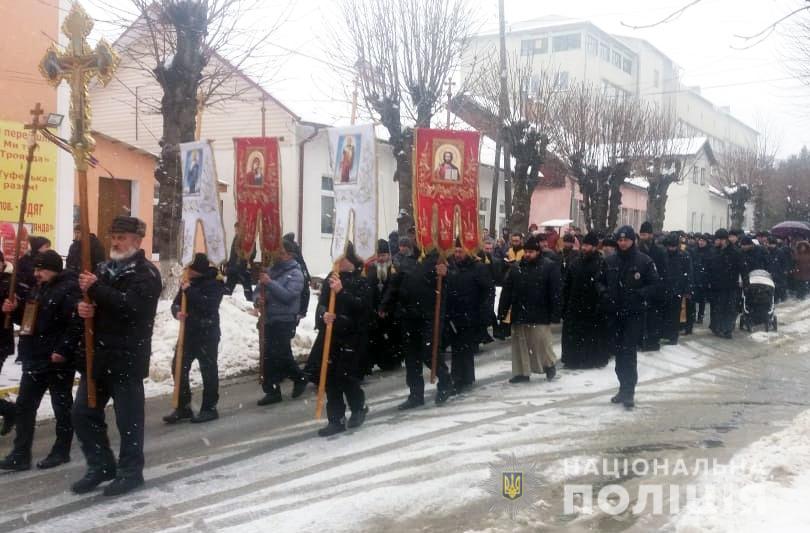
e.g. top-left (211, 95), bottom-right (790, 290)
top-left (739, 269), bottom-right (777, 332)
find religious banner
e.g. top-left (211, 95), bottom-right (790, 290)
top-left (328, 124), bottom-right (377, 260)
top-left (412, 128), bottom-right (481, 253)
top-left (179, 140), bottom-right (227, 265)
top-left (233, 137), bottom-right (282, 260)
top-left (0, 120), bottom-right (57, 254)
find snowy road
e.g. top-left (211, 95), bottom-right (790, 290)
top-left (1, 298), bottom-right (810, 532)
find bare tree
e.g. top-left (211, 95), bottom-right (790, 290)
top-left (638, 107), bottom-right (692, 233)
top-left (331, 0), bottom-right (478, 234)
top-left (716, 132), bottom-right (777, 230)
top-left (549, 82), bottom-right (652, 233)
top-left (89, 0), bottom-right (284, 286)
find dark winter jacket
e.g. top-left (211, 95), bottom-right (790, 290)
top-left (638, 239), bottom-right (668, 300)
top-left (690, 245), bottom-right (712, 290)
top-left (366, 259), bottom-right (395, 311)
top-left (498, 255), bottom-right (561, 325)
top-left (599, 245), bottom-right (659, 316)
top-left (226, 237), bottom-right (255, 271)
top-left (14, 270), bottom-right (82, 373)
top-left (381, 251), bottom-right (443, 322)
top-left (766, 246), bottom-right (791, 285)
top-left (66, 234), bottom-right (106, 272)
top-left (560, 248), bottom-right (579, 276)
top-left (260, 258), bottom-right (304, 324)
top-left (562, 250), bottom-right (605, 319)
top-left (84, 249), bottom-right (162, 380)
top-left (171, 267), bottom-right (225, 341)
top-left (664, 248), bottom-right (693, 299)
top-left (316, 270), bottom-right (370, 347)
top-left (793, 242), bottom-right (810, 282)
top-left (740, 246), bottom-right (770, 275)
top-left (446, 255), bottom-right (493, 332)
top-left (15, 252), bottom-right (37, 292)
top-left (708, 244), bottom-right (744, 290)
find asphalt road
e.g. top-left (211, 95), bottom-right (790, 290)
top-left (1, 298), bottom-right (809, 532)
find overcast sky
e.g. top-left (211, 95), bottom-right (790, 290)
top-left (84, 0), bottom-right (810, 157)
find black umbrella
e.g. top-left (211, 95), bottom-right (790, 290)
top-left (771, 221), bottom-right (810, 239)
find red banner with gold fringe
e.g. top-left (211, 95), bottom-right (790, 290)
top-left (233, 137), bottom-right (282, 260)
top-left (413, 128), bottom-right (481, 253)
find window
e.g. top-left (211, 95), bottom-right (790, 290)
top-left (600, 43), bottom-right (610, 61)
top-left (554, 71), bottom-right (569, 90)
top-left (622, 57), bottom-right (633, 74)
top-left (700, 168), bottom-right (706, 185)
top-left (653, 69), bottom-right (660, 88)
top-left (621, 207), bottom-right (629, 225)
top-left (479, 215), bottom-right (486, 229)
top-left (612, 51), bottom-right (622, 68)
top-left (587, 35), bottom-right (598, 56)
top-left (520, 38), bottom-right (548, 56)
top-left (692, 166), bottom-right (699, 184)
top-left (552, 33), bottom-right (581, 52)
top-left (499, 203), bottom-right (505, 214)
top-left (479, 197), bottom-right (490, 212)
top-left (691, 211), bottom-right (696, 232)
top-left (321, 176), bottom-right (335, 234)
top-left (700, 213), bottom-right (705, 231)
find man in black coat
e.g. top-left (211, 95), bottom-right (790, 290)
top-left (560, 234), bottom-right (579, 278)
top-left (163, 253), bottom-right (225, 425)
top-left (0, 251), bottom-right (81, 471)
top-left (381, 245), bottom-right (453, 409)
top-left (66, 225), bottom-right (106, 273)
top-left (446, 241), bottom-right (493, 393)
top-left (708, 228), bottom-right (743, 339)
top-left (766, 236), bottom-right (791, 303)
top-left (477, 239), bottom-right (501, 344)
top-left (314, 244), bottom-right (370, 437)
top-left (661, 233), bottom-right (693, 345)
top-left (0, 251), bottom-right (18, 436)
top-left (498, 235), bottom-right (561, 383)
top-left (561, 233), bottom-right (608, 369)
top-left (688, 234), bottom-right (713, 327)
top-left (637, 222), bottom-right (667, 351)
top-left (74, 216), bottom-right (162, 496)
top-left (225, 222), bottom-right (255, 301)
top-left (598, 226), bottom-right (659, 408)
top-left (16, 236), bottom-right (51, 294)
top-left (365, 239), bottom-right (401, 372)
top-left (740, 236), bottom-right (770, 275)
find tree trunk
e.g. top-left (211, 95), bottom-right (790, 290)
top-left (509, 162), bottom-right (529, 233)
top-left (503, 144), bottom-right (512, 221)
top-left (645, 177), bottom-right (672, 233)
top-left (730, 200), bottom-right (747, 230)
top-left (489, 141), bottom-right (501, 236)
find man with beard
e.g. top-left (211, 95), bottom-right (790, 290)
top-left (537, 233), bottom-right (561, 263)
top-left (708, 229), bottom-right (744, 339)
top-left (381, 242), bottom-right (453, 409)
top-left (446, 239), bottom-right (493, 393)
top-left (598, 226), bottom-right (659, 409)
top-left (163, 253), bottom-right (225, 424)
top-left (661, 233), bottom-right (692, 345)
top-left (561, 233), bottom-right (608, 369)
top-left (560, 233), bottom-right (579, 278)
top-left (74, 216), bottom-right (162, 496)
top-left (0, 251), bottom-right (81, 471)
top-left (637, 221), bottom-right (667, 351)
top-left (498, 234), bottom-right (561, 383)
top-left (316, 244), bottom-right (370, 437)
top-left (505, 233), bottom-right (525, 264)
top-left (365, 239), bottom-right (401, 372)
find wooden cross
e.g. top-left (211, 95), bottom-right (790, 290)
top-left (39, 2), bottom-right (118, 170)
top-left (445, 78), bottom-right (456, 129)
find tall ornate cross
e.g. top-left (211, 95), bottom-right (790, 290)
top-left (39, 1), bottom-right (118, 170)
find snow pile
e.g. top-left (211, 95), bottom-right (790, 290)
top-left (672, 409), bottom-right (810, 533)
top-left (145, 292), bottom-right (319, 395)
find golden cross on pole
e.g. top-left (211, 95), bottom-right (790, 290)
top-left (39, 2), bottom-right (119, 408)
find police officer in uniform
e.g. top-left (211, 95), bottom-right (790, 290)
top-left (74, 216), bottom-right (162, 496)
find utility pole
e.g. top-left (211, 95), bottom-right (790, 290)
top-left (498, 0), bottom-right (512, 227)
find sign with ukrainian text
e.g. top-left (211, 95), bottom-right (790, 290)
top-left (0, 120), bottom-right (57, 259)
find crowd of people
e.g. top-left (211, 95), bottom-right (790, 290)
top-left (1, 215), bottom-right (809, 497)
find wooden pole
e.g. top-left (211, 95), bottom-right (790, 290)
top-left (258, 281), bottom-right (266, 385)
top-left (77, 167), bottom-right (97, 408)
top-left (315, 263), bottom-right (339, 420)
top-left (4, 104), bottom-right (44, 329)
top-left (429, 254), bottom-right (446, 383)
top-left (172, 270), bottom-right (189, 409)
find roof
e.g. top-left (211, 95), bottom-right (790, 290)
top-left (92, 130), bottom-right (157, 159)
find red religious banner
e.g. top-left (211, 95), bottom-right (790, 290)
top-left (233, 137), bottom-right (282, 260)
top-left (413, 128), bottom-right (481, 253)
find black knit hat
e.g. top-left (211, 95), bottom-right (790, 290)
top-left (188, 253), bottom-right (210, 273)
top-left (582, 233), bottom-right (599, 246)
top-left (663, 233), bottom-right (679, 247)
top-left (110, 216), bottom-right (146, 237)
top-left (715, 228), bottom-right (729, 240)
top-left (34, 249), bottom-right (63, 273)
top-left (377, 239), bottom-right (390, 254)
top-left (639, 221), bottom-right (654, 234)
top-left (615, 225), bottom-right (636, 242)
top-left (740, 236), bottom-right (754, 246)
top-left (729, 228), bottom-right (743, 237)
top-left (524, 235), bottom-right (541, 251)
top-left (28, 236), bottom-right (50, 252)
top-left (602, 237), bottom-right (617, 248)
top-left (562, 234), bottom-right (575, 244)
